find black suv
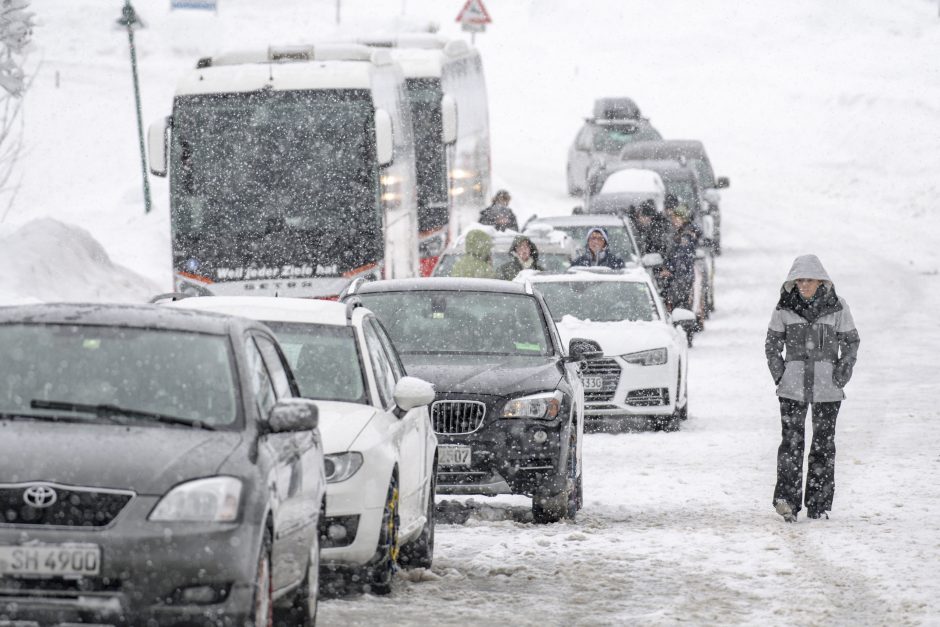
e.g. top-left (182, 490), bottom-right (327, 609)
top-left (344, 278), bottom-right (600, 523)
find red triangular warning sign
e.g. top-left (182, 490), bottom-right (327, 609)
top-left (456, 0), bottom-right (492, 25)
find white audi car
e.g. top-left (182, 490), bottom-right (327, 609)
top-left (520, 268), bottom-right (693, 430)
top-left (164, 296), bottom-right (437, 595)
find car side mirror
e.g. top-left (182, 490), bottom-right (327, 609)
top-left (716, 176), bottom-right (730, 189)
top-left (393, 376), bottom-right (435, 412)
top-left (568, 337), bottom-right (603, 362)
top-left (641, 253), bottom-right (663, 268)
top-left (264, 399), bottom-right (319, 434)
top-left (671, 308), bottom-right (697, 325)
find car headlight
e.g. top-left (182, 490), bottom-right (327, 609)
top-left (621, 348), bottom-right (668, 366)
top-left (501, 391), bottom-right (563, 420)
top-left (149, 477), bottom-right (242, 522)
top-left (324, 452), bottom-right (364, 483)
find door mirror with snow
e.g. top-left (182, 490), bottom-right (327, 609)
top-left (716, 176), bottom-right (730, 189)
top-left (148, 116), bottom-right (170, 177)
top-left (441, 94), bottom-right (458, 146)
top-left (641, 253), bottom-right (663, 268)
top-left (671, 308), bottom-right (697, 325)
top-left (375, 109), bottom-right (394, 167)
top-left (394, 376), bottom-right (435, 412)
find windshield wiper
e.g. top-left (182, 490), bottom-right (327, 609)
top-left (29, 400), bottom-right (217, 431)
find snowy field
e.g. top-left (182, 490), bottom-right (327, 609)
top-left (5, 0), bottom-right (940, 624)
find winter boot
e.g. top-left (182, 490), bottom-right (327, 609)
top-left (774, 499), bottom-right (797, 523)
top-left (806, 510), bottom-right (829, 520)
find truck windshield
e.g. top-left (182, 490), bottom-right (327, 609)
top-left (405, 78), bottom-right (448, 233)
top-left (170, 89), bottom-right (381, 275)
top-left (359, 291), bottom-right (553, 357)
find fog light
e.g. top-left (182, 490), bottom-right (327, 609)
top-left (327, 524), bottom-right (348, 541)
top-left (532, 430), bottom-right (548, 444)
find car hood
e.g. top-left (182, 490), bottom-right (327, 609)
top-left (0, 421), bottom-right (244, 495)
top-left (557, 316), bottom-right (675, 356)
top-left (400, 353), bottom-right (562, 397)
top-left (313, 400), bottom-right (377, 454)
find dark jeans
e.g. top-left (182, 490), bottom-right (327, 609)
top-left (773, 398), bottom-right (841, 514)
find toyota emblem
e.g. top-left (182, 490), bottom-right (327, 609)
top-left (23, 485), bottom-right (58, 509)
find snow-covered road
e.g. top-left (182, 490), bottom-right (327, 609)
top-left (8, 0), bottom-right (940, 624)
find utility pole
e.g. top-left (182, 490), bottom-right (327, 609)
top-left (336, 0), bottom-right (341, 24)
top-left (119, 0), bottom-right (152, 213)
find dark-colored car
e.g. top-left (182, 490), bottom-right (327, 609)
top-left (0, 304), bottom-right (325, 626)
top-left (618, 140), bottom-right (730, 253)
top-left (566, 98), bottom-right (662, 196)
top-left (343, 278), bottom-right (601, 524)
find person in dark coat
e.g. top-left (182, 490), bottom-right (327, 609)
top-left (631, 199), bottom-right (673, 257)
top-left (478, 189), bottom-right (519, 232)
top-left (571, 227), bottom-right (625, 269)
top-left (765, 255), bottom-right (860, 522)
top-left (497, 235), bottom-right (543, 280)
top-left (658, 204), bottom-right (698, 313)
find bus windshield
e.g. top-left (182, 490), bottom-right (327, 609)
top-left (170, 89), bottom-right (382, 275)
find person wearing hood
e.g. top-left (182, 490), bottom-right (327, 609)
top-left (765, 255), bottom-right (860, 523)
top-left (478, 189), bottom-right (519, 232)
top-left (451, 229), bottom-right (497, 279)
top-left (571, 227), bottom-right (625, 269)
top-left (497, 235), bottom-right (544, 280)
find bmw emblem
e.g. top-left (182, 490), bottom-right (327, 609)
top-left (23, 485), bottom-right (58, 509)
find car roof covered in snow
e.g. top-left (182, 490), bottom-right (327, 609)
top-left (0, 302), bottom-right (256, 336)
top-left (600, 168), bottom-right (665, 195)
top-left (162, 296), bottom-right (353, 327)
top-left (612, 159), bottom-right (698, 182)
top-left (350, 277), bottom-right (531, 296)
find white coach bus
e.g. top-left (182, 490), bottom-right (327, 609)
top-left (149, 45), bottom-right (419, 298)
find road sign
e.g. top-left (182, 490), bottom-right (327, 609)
top-left (456, 0), bottom-right (491, 26)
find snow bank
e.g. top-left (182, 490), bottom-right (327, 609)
top-left (0, 218), bottom-right (160, 305)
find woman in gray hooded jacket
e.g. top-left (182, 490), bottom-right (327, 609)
top-left (765, 255), bottom-right (860, 522)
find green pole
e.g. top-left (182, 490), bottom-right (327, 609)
top-left (122, 1), bottom-right (152, 213)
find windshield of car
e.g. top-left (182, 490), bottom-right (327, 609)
top-left (432, 251), bottom-right (572, 277)
top-left (0, 324), bottom-right (238, 427)
top-left (535, 281), bottom-right (659, 323)
top-left (170, 89), bottom-right (379, 241)
top-left (358, 291), bottom-right (554, 356)
top-left (263, 322), bottom-right (367, 404)
top-left (592, 124), bottom-right (661, 153)
top-left (550, 225), bottom-right (638, 259)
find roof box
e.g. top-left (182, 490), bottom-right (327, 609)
top-left (593, 97), bottom-right (641, 121)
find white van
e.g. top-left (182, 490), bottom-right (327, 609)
top-left (149, 45), bottom-right (420, 298)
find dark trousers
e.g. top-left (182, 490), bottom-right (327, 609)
top-left (773, 398), bottom-right (841, 514)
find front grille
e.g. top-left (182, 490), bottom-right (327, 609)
top-left (626, 388), bottom-right (670, 407)
top-left (0, 483), bottom-right (134, 528)
top-left (580, 358), bottom-right (621, 402)
top-left (431, 400), bottom-right (486, 434)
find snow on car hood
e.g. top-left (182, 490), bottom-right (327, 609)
top-left (556, 315), bottom-right (675, 356)
top-left (314, 400), bottom-right (378, 454)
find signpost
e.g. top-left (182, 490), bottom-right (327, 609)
top-left (456, 0), bottom-right (491, 43)
top-left (118, 1), bottom-right (152, 214)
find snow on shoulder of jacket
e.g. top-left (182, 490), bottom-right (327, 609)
top-left (764, 255), bottom-right (860, 403)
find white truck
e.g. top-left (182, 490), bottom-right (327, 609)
top-left (149, 45), bottom-right (421, 298)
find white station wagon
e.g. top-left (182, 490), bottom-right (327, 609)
top-left (165, 296), bottom-right (437, 595)
top-left (521, 268), bottom-right (693, 431)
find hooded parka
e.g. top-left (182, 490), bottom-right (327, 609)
top-left (765, 255), bottom-right (860, 403)
top-left (497, 235), bottom-right (544, 280)
top-left (451, 229), bottom-right (497, 279)
top-left (571, 227), bottom-right (626, 269)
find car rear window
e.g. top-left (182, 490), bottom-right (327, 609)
top-left (263, 322), bottom-right (367, 404)
top-left (359, 291), bottom-right (553, 356)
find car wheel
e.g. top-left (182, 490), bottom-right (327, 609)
top-left (532, 430), bottom-right (575, 524)
top-left (399, 460), bottom-right (437, 570)
top-left (564, 428), bottom-right (580, 519)
top-left (275, 501), bottom-right (322, 626)
top-left (368, 475), bottom-right (400, 595)
top-left (251, 530), bottom-right (274, 627)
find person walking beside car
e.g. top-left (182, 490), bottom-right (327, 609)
top-left (765, 255), bottom-right (860, 523)
top-left (451, 229), bottom-right (497, 279)
top-left (497, 234), bottom-right (544, 280)
top-left (479, 189), bottom-right (519, 232)
top-left (571, 227), bottom-right (625, 269)
top-left (632, 199), bottom-right (673, 258)
top-left (658, 204), bottom-right (698, 314)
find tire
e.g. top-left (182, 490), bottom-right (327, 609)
top-left (274, 502), bottom-right (322, 626)
top-left (399, 462), bottom-right (437, 570)
top-left (367, 475), bottom-right (400, 595)
top-left (533, 429), bottom-right (576, 524)
top-left (251, 530), bottom-right (274, 627)
top-left (564, 428), bottom-right (580, 519)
